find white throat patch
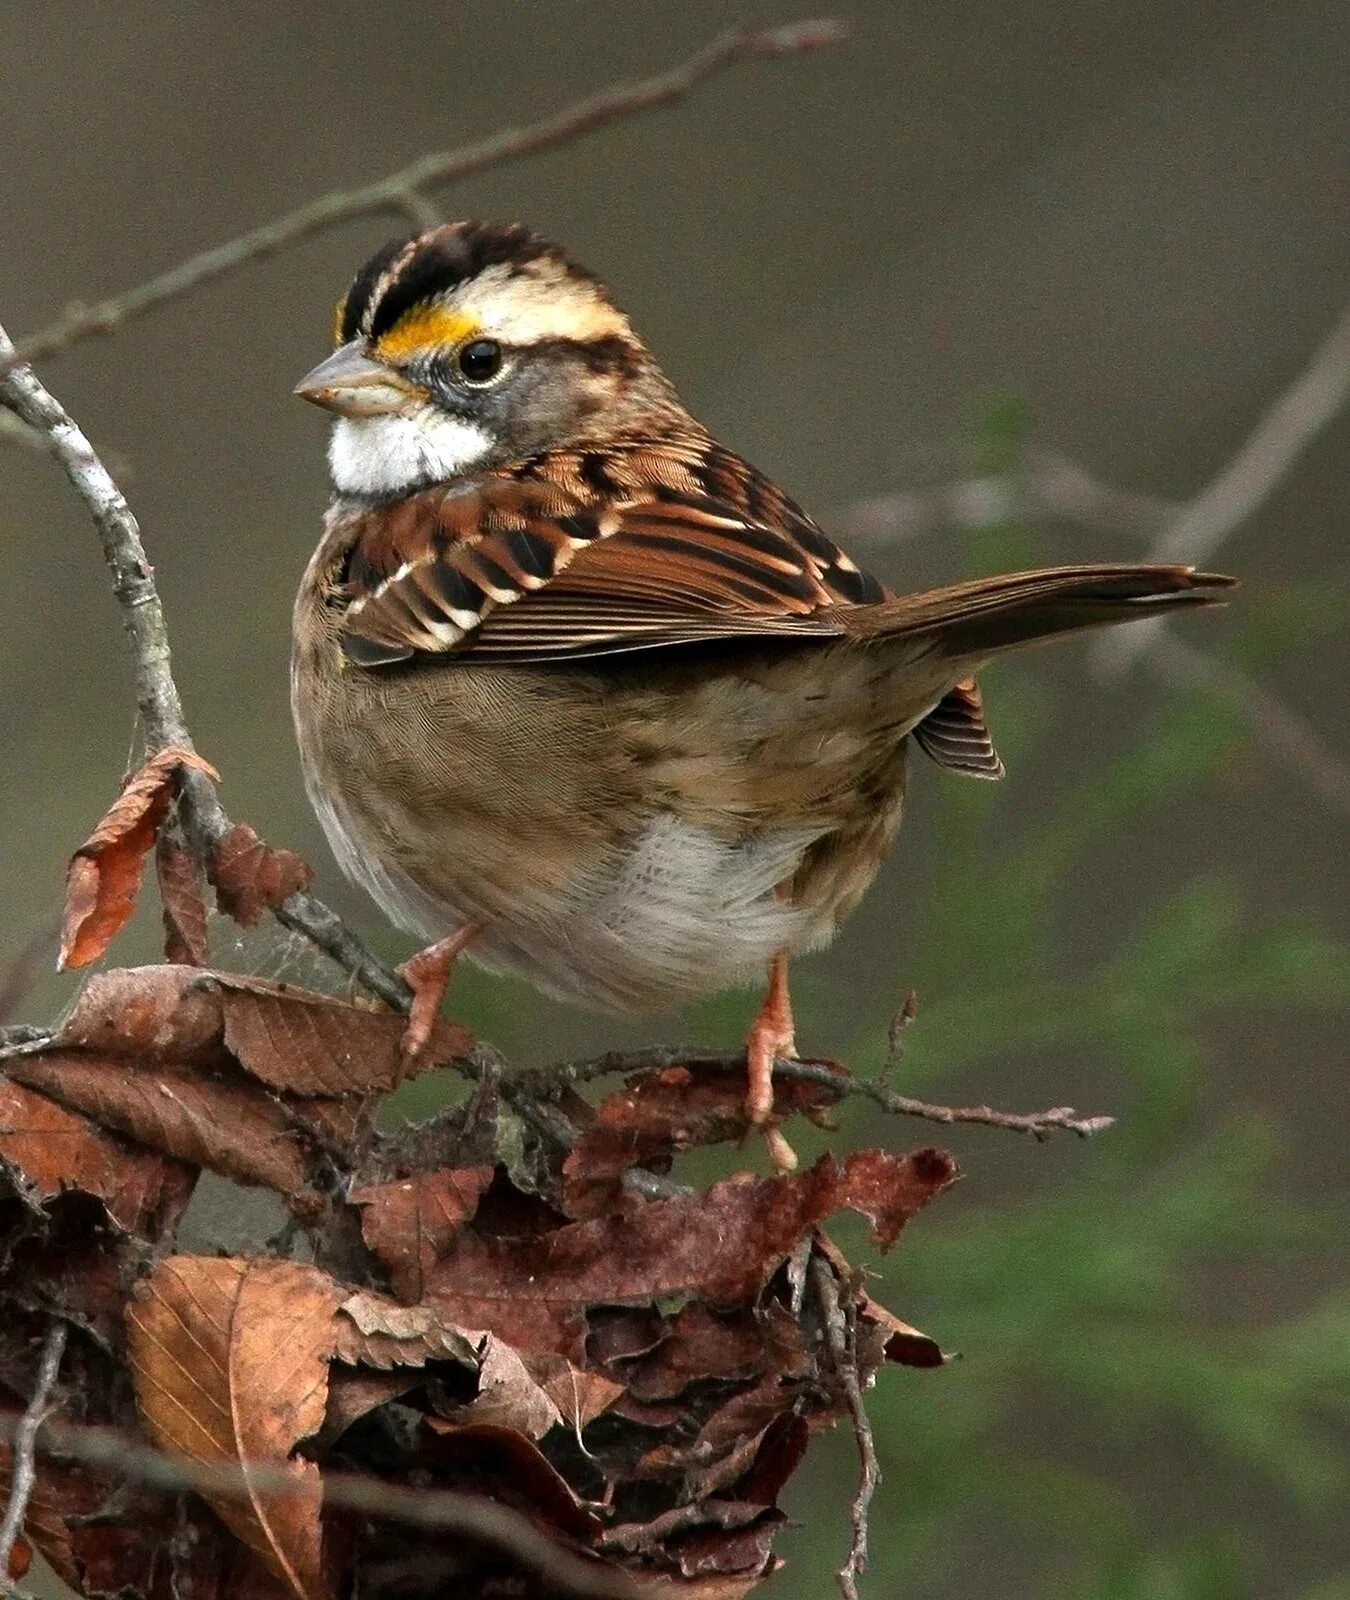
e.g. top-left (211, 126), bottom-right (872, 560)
top-left (328, 408), bottom-right (492, 496)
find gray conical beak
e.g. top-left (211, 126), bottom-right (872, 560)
top-left (294, 340), bottom-right (422, 416)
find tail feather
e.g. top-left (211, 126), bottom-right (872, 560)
top-left (843, 564), bottom-right (1235, 660)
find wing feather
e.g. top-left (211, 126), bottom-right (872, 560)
top-left (337, 439), bottom-right (883, 665)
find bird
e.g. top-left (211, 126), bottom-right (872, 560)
top-left (291, 220), bottom-right (1232, 1168)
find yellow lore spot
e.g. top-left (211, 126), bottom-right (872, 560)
top-left (375, 304), bottom-right (481, 362)
top-left (331, 294), bottom-right (348, 346)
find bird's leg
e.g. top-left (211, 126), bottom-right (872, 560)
top-left (744, 951), bottom-right (798, 1173)
top-left (396, 922), bottom-right (479, 1058)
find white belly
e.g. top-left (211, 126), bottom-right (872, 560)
top-left (304, 761), bottom-right (828, 1012)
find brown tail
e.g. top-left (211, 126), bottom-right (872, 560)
top-left (843, 564), bottom-right (1235, 660)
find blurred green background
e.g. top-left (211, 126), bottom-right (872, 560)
top-left (2, 3), bottom-right (1347, 1596)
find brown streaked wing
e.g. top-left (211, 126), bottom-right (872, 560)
top-left (338, 440), bottom-right (887, 666)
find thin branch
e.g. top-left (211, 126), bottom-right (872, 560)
top-left (1096, 299), bottom-right (1350, 673)
top-left (388, 186), bottom-right (443, 232)
top-left (811, 1255), bottom-right (878, 1600)
top-left (23, 1416), bottom-right (643, 1600)
top-left (850, 446), bottom-right (1346, 826)
top-left (0, 309), bottom-right (411, 1017)
top-left (522, 1047), bottom-right (1113, 1140)
top-left (0, 412), bottom-right (51, 459)
top-left (772, 1059), bottom-right (1114, 1140)
top-left (9, 19), bottom-right (845, 371)
top-left (1146, 632), bottom-right (1350, 817)
top-left (880, 989), bottom-right (918, 1084)
top-left (0, 1320), bottom-right (67, 1596)
top-left (843, 449), bottom-right (1177, 546)
top-left (0, 926), bottom-right (58, 1029)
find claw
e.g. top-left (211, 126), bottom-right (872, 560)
top-left (744, 952), bottom-right (798, 1172)
top-left (396, 923), bottom-right (478, 1058)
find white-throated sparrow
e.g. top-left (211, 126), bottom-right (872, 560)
top-left (292, 222), bottom-right (1232, 1164)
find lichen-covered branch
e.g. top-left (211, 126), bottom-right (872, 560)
top-left (0, 1320), bottom-right (67, 1597)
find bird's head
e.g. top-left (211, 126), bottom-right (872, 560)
top-left (296, 221), bottom-right (688, 499)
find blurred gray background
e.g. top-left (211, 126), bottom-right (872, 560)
top-left (3, 3), bottom-right (1347, 1597)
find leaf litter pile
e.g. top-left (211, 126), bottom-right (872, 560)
top-left (0, 750), bottom-right (958, 1599)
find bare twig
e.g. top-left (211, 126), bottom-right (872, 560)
top-left (811, 1255), bottom-right (878, 1600)
top-left (0, 309), bottom-right (411, 1016)
top-left (0, 412), bottom-right (51, 459)
top-left (0, 926), bottom-right (58, 1028)
top-left (1096, 299), bottom-right (1350, 673)
top-left (22, 1416), bottom-right (643, 1600)
top-left (851, 445), bottom-right (1346, 826)
top-left (0, 1320), bottom-right (67, 1596)
top-left (522, 1047), bottom-right (1113, 1140)
top-left (773, 1058), bottom-right (1114, 1140)
top-left (880, 990), bottom-right (918, 1084)
top-left (9, 19), bottom-right (845, 372)
top-left (843, 449), bottom-right (1177, 546)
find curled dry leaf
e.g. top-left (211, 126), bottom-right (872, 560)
top-left (59, 746), bottom-right (219, 970)
top-left (0, 1077), bottom-right (190, 1233)
top-left (332, 1290), bottom-right (479, 1370)
top-left (351, 1165), bottom-right (495, 1302)
top-left (428, 1150), bottom-right (957, 1361)
top-left (155, 830), bottom-right (209, 965)
top-left (445, 1334), bottom-right (562, 1438)
top-left (207, 824), bottom-right (313, 927)
top-left (522, 1349), bottom-right (624, 1433)
top-left (127, 1256), bottom-right (345, 1600)
top-left (614, 1303), bottom-right (805, 1405)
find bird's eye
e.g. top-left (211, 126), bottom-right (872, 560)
top-left (457, 338), bottom-right (504, 384)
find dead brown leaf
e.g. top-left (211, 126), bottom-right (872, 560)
top-left (428, 1150), bottom-right (956, 1361)
top-left (420, 1420), bottom-right (603, 1545)
top-left (351, 1165), bottom-right (494, 1301)
top-left (215, 973), bottom-right (473, 1095)
top-left (51, 964), bottom-right (471, 1095)
top-left (522, 1350), bottom-right (624, 1433)
top-left (563, 1063), bottom-right (837, 1218)
top-left (614, 1305), bottom-right (778, 1403)
top-left (207, 824), bottom-right (312, 926)
top-left (447, 1335), bottom-right (561, 1437)
top-left (0, 1441), bottom-right (100, 1587)
top-left (673, 1516), bottom-right (780, 1581)
top-left (0, 1077), bottom-right (190, 1232)
top-left (127, 1256), bottom-right (345, 1600)
top-left (156, 831), bottom-right (209, 965)
top-left (59, 746), bottom-right (218, 970)
top-left (59, 964), bottom-right (225, 1063)
top-left (9, 1053), bottom-right (313, 1199)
